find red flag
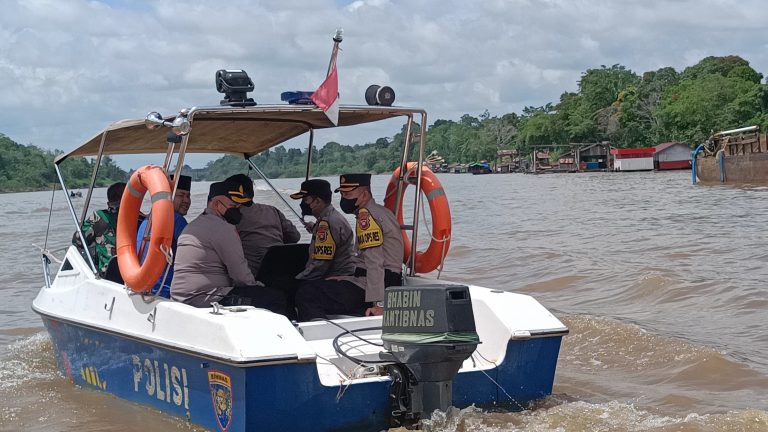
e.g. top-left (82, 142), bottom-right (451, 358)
top-left (311, 63), bottom-right (339, 126)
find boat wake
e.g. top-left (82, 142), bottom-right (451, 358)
top-left (418, 400), bottom-right (768, 432)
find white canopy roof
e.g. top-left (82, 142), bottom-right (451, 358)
top-left (56, 105), bottom-right (423, 163)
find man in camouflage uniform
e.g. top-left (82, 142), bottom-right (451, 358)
top-left (73, 182), bottom-right (126, 276)
top-left (290, 179), bottom-right (362, 321)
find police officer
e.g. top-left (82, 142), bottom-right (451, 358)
top-left (225, 174), bottom-right (301, 279)
top-left (336, 173), bottom-right (404, 316)
top-left (171, 180), bottom-right (286, 314)
top-left (290, 179), bottom-right (363, 321)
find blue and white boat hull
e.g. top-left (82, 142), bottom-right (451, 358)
top-left (34, 247), bottom-right (567, 431)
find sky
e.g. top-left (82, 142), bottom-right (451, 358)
top-left (1, 0), bottom-right (767, 168)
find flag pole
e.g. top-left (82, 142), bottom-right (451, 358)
top-left (312, 29), bottom-right (342, 126)
top-left (326, 28), bottom-right (343, 77)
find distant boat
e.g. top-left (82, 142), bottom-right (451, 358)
top-left (468, 161), bottom-right (492, 175)
top-left (693, 126), bottom-right (768, 184)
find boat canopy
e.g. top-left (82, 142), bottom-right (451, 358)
top-left (56, 105), bottom-right (423, 163)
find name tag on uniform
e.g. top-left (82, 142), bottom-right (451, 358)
top-left (312, 220), bottom-right (336, 260)
top-left (356, 208), bottom-right (384, 249)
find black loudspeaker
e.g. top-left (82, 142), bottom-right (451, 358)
top-left (365, 84), bottom-right (396, 106)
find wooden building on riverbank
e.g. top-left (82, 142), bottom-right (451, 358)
top-left (611, 147), bottom-right (656, 171)
top-left (654, 142), bottom-right (692, 170)
top-left (556, 143), bottom-right (611, 171)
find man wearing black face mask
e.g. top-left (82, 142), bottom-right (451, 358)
top-left (289, 179), bottom-right (364, 320)
top-left (170, 180), bottom-right (286, 314)
top-left (336, 173), bottom-right (404, 317)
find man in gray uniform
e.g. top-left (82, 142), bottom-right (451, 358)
top-left (170, 180), bottom-right (286, 314)
top-left (336, 173), bottom-right (404, 317)
top-left (226, 174), bottom-right (301, 279)
top-left (290, 179), bottom-right (363, 321)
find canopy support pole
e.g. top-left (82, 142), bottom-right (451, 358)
top-left (245, 158), bottom-right (305, 223)
top-left (56, 162), bottom-right (99, 275)
top-left (408, 112), bottom-right (427, 277)
top-left (305, 128), bottom-right (315, 181)
top-left (79, 132), bottom-right (107, 225)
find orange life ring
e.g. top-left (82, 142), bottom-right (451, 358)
top-left (116, 165), bottom-right (174, 292)
top-left (384, 163), bottom-right (451, 274)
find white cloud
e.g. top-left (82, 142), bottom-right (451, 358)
top-left (0, 0), bottom-right (767, 168)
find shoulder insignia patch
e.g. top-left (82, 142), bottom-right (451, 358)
top-left (356, 207), bottom-right (384, 249)
top-left (312, 220), bottom-right (336, 260)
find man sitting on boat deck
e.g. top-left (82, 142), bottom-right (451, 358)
top-left (337, 174), bottom-right (404, 317)
top-left (170, 180), bottom-right (286, 314)
top-left (135, 174), bottom-right (192, 298)
top-left (72, 181), bottom-right (127, 276)
top-left (290, 179), bottom-right (364, 321)
top-left (225, 174), bottom-right (301, 279)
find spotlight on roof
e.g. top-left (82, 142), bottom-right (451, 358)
top-left (216, 69), bottom-right (256, 107)
top-left (144, 111), bottom-right (191, 136)
top-left (365, 84), bottom-right (395, 106)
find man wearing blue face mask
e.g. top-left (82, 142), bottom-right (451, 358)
top-left (170, 180), bottom-right (286, 314)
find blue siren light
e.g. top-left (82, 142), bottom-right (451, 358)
top-left (281, 91), bottom-right (315, 105)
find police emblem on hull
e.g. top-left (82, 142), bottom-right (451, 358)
top-left (208, 370), bottom-right (233, 431)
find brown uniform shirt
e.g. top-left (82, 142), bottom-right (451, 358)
top-left (171, 209), bottom-right (256, 307)
top-left (296, 205), bottom-right (357, 281)
top-left (355, 200), bottom-right (404, 302)
top-left (237, 203), bottom-right (301, 278)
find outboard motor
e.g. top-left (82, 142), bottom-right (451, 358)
top-left (381, 285), bottom-right (479, 427)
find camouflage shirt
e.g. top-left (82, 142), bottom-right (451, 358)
top-left (73, 208), bottom-right (118, 275)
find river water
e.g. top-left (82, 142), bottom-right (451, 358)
top-left (1, 170), bottom-right (767, 431)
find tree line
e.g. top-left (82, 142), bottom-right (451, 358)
top-left (0, 134), bottom-right (127, 192)
top-left (203, 55), bottom-right (767, 178)
top-left (3, 54), bottom-right (766, 189)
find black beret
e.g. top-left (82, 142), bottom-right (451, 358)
top-left (107, 182), bottom-right (126, 204)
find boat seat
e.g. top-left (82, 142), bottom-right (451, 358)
top-left (256, 244), bottom-right (309, 286)
top-left (103, 256), bottom-right (124, 284)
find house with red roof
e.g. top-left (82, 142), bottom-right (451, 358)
top-left (654, 142), bottom-right (692, 170)
top-left (610, 147), bottom-right (656, 171)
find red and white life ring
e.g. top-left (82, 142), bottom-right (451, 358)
top-left (116, 165), bottom-right (174, 292)
top-left (384, 163), bottom-right (451, 274)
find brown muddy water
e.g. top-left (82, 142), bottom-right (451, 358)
top-left (1, 170), bottom-right (767, 431)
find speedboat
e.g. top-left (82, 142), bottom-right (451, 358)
top-left (33, 42), bottom-right (567, 432)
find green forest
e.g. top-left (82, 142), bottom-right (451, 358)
top-left (204, 55), bottom-right (768, 178)
top-left (3, 55), bottom-right (767, 189)
top-left (0, 134), bottom-right (127, 192)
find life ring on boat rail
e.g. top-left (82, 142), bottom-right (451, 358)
top-left (116, 165), bottom-right (174, 293)
top-left (384, 163), bottom-right (451, 274)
